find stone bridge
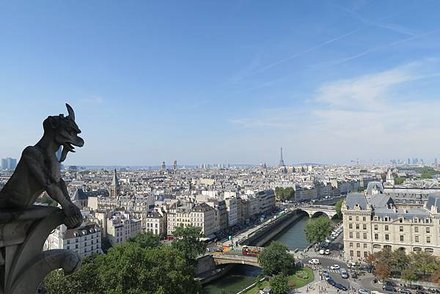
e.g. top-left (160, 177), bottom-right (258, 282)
top-left (296, 205), bottom-right (338, 218)
top-left (212, 254), bottom-right (260, 268)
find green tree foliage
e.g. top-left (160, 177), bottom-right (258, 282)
top-left (172, 225), bottom-right (207, 263)
top-left (44, 234), bottom-right (201, 294)
top-left (367, 247), bottom-right (440, 281)
top-left (258, 241), bottom-right (295, 276)
top-left (128, 232), bottom-right (160, 249)
top-left (275, 187), bottom-right (295, 202)
top-left (270, 274), bottom-right (290, 294)
top-left (394, 177), bottom-right (405, 185)
top-left (304, 216), bottom-right (333, 244)
top-left (334, 199), bottom-right (344, 219)
top-left (415, 167), bottom-right (440, 179)
top-left (99, 243), bottom-right (199, 294)
top-left (44, 254), bottom-right (102, 294)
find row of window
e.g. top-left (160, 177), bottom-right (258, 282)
top-left (373, 233), bottom-right (431, 243)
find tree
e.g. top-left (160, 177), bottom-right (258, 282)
top-left (44, 254), bottom-right (103, 294)
top-left (411, 251), bottom-right (439, 278)
top-left (275, 187), bottom-right (294, 202)
top-left (374, 262), bottom-right (391, 282)
top-left (270, 274), bottom-right (290, 294)
top-left (401, 268), bottom-right (418, 283)
top-left (258, 241), bottom-right (295, 276)
top-left (390, 249), bottom-right (410, 275)
top-left (128, 232), bottom-right (160, 249)
top-left (304, 216), bottom-right (333, 244)
top-left (334, 199), bottom-right (343, 219)
top-left (172, 225), bottom-right (206, 263)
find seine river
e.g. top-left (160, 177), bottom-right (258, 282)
top-left (202, 214), bottom-right (310, 294)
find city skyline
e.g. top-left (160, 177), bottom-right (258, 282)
top-left (1, 1), bottom-right (440, 166)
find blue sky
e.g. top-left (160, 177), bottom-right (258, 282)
top-left (1, 0), bottom-right (440, 166)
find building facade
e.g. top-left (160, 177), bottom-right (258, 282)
top-left (342, 192), bottom-right (440, 262)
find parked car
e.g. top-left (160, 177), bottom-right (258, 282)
top-left (335, 283), bottom-right (348, 291)
top-left (319, 249), bottom-right (325, 255)
top-left (398, 289), bottom-right (411, 294)
top-left (322, 271), bottom-right (330, 280)
top-left (325, 249), bottom-right (330, 255)
top-left (383, 284), bottom-right (396, 292)
top-left (330, 264), bottom-right (340, 270)
top-left (358, 289), bottom-right (370, 294)
top-left (327, 278), bottom-right (336, 286)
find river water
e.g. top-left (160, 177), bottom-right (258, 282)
top-left (202, 214), bottom-right (310, 293)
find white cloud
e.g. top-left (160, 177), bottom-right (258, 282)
top-left (230, 60), bottom-right (440, 163)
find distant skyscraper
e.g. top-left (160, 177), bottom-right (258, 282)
top-left (161, 161), bottom-right (166, 170)
top-left (173, 160), bottom-right (177, 171)
top-left (1, 157), bottom-right (17, 170)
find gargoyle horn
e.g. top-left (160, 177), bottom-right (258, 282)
top-left (66, 103), bottom-right (75, 121)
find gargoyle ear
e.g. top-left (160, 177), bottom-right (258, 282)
top-left (66, 103), bottom-right (75, 121)
top-left (47, 116), bottom-right (59, 129)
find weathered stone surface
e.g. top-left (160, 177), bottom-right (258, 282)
top-left (0, 104), bottom-right (84, 293)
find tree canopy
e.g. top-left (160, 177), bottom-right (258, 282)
top-left (304, 216), bottom-right (333, 244)
top-left (258, 241), bottom-right (295, 276)
top-left (275, 187), bottom-right (295, 202)
top-left (172, 225), bottom-right (207, 263)
top-left (44, 231), bottom-right (201, 294)
top-left (270, 274), bottom-right (290, 294)
top-left (334, 199), bottom-right (343, 219)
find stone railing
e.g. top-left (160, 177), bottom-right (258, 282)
top-left (0, 206), bottom-right (80, 294)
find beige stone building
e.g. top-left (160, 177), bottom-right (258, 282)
top-left (342, 192), bottom-right (440, 262)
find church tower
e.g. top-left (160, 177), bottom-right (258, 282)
top-left (110, 169), bottom-right (120, 197)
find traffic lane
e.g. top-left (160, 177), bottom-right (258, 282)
top-left (303, 257), bottom-right (351, 290)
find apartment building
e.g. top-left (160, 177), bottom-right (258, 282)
top-left (342, 192), bottom-right (440, 262)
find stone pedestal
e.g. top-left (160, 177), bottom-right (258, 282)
top-left (0, 206), bottom-right (80, 294)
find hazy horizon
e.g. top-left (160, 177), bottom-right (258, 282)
top-left (1, 1), bottom-right (440, 166)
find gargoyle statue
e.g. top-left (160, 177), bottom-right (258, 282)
top-left (0, 104), bottom-right (84, 228)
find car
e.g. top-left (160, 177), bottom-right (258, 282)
top-left (309, 258), bottom-right (320, 265)
top-left (383, 284), bottom-right (396, 292)
top-left (340, 268), bottom-right (349, 279)
top-left (398, 289), bottom-right (411, 294)
top-left (327, 278), bottom-right (336, 286)
top-left (319, 249), bottom-right (325, 255)
top-left (334, 283), bottom-right (348, 291)
top-left (325, 249), bottom-right (330, 255)
top-left (358, 289), bottom-right (370, 294)
top-left (330, 264), bottom-right (340, 270)
top-left (322, 271), bottom-right (330, 280)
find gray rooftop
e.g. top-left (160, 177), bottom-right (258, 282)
top-left (370, 194), bottom-right (394, 209)
top-left (345, 193), bottom-right (367, 210)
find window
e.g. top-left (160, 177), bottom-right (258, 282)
top-left (356, 232), bottom-right (360, 239)
top-left (357, 251), bottom-right (361, 257)
top-left (349, 232), bottom-right (353, 238)
top-left (363, 243), bottom-right (367, 249)
top-left (363, 224), bottom-right (367, 230)
top-left (415, 227), bottom-right (419, 233)
top-left (364, 251), bottom-right (368, 257)
top-left (426, 227), bottom-right (431, 234)
top-left (363, 233), bottom-right (367, 239)
top-left (415, 236), bottom-right (419, 243)
top-left (357, 243), bottom-right (360, 248)
top-left (349, 223), bottom-right (353, 229)
top-left (356, 216), bottom-right (359, 221)
top-left (374, 224), bottom-right (378, 230)
top-left (349, 242), bottom-right (353, 248)
top-left (400, 235), bottom-right (404, 242)
top-left (356, 224), bottom-right (360, 230)
top-left (374, 234), bottom-right (378, 240)
top-left (363, 216), bottom-right (366, 221)
top-left (350, 250), bottom-right (354, 257)
top-left (427, 236), bottom-right (431, 244)
top-left (385, 225), bottom-right (389, 231)
top-left (349, 216), bottom-right (352, 221)
top-left (385, 234), bottom-right (389, 241)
